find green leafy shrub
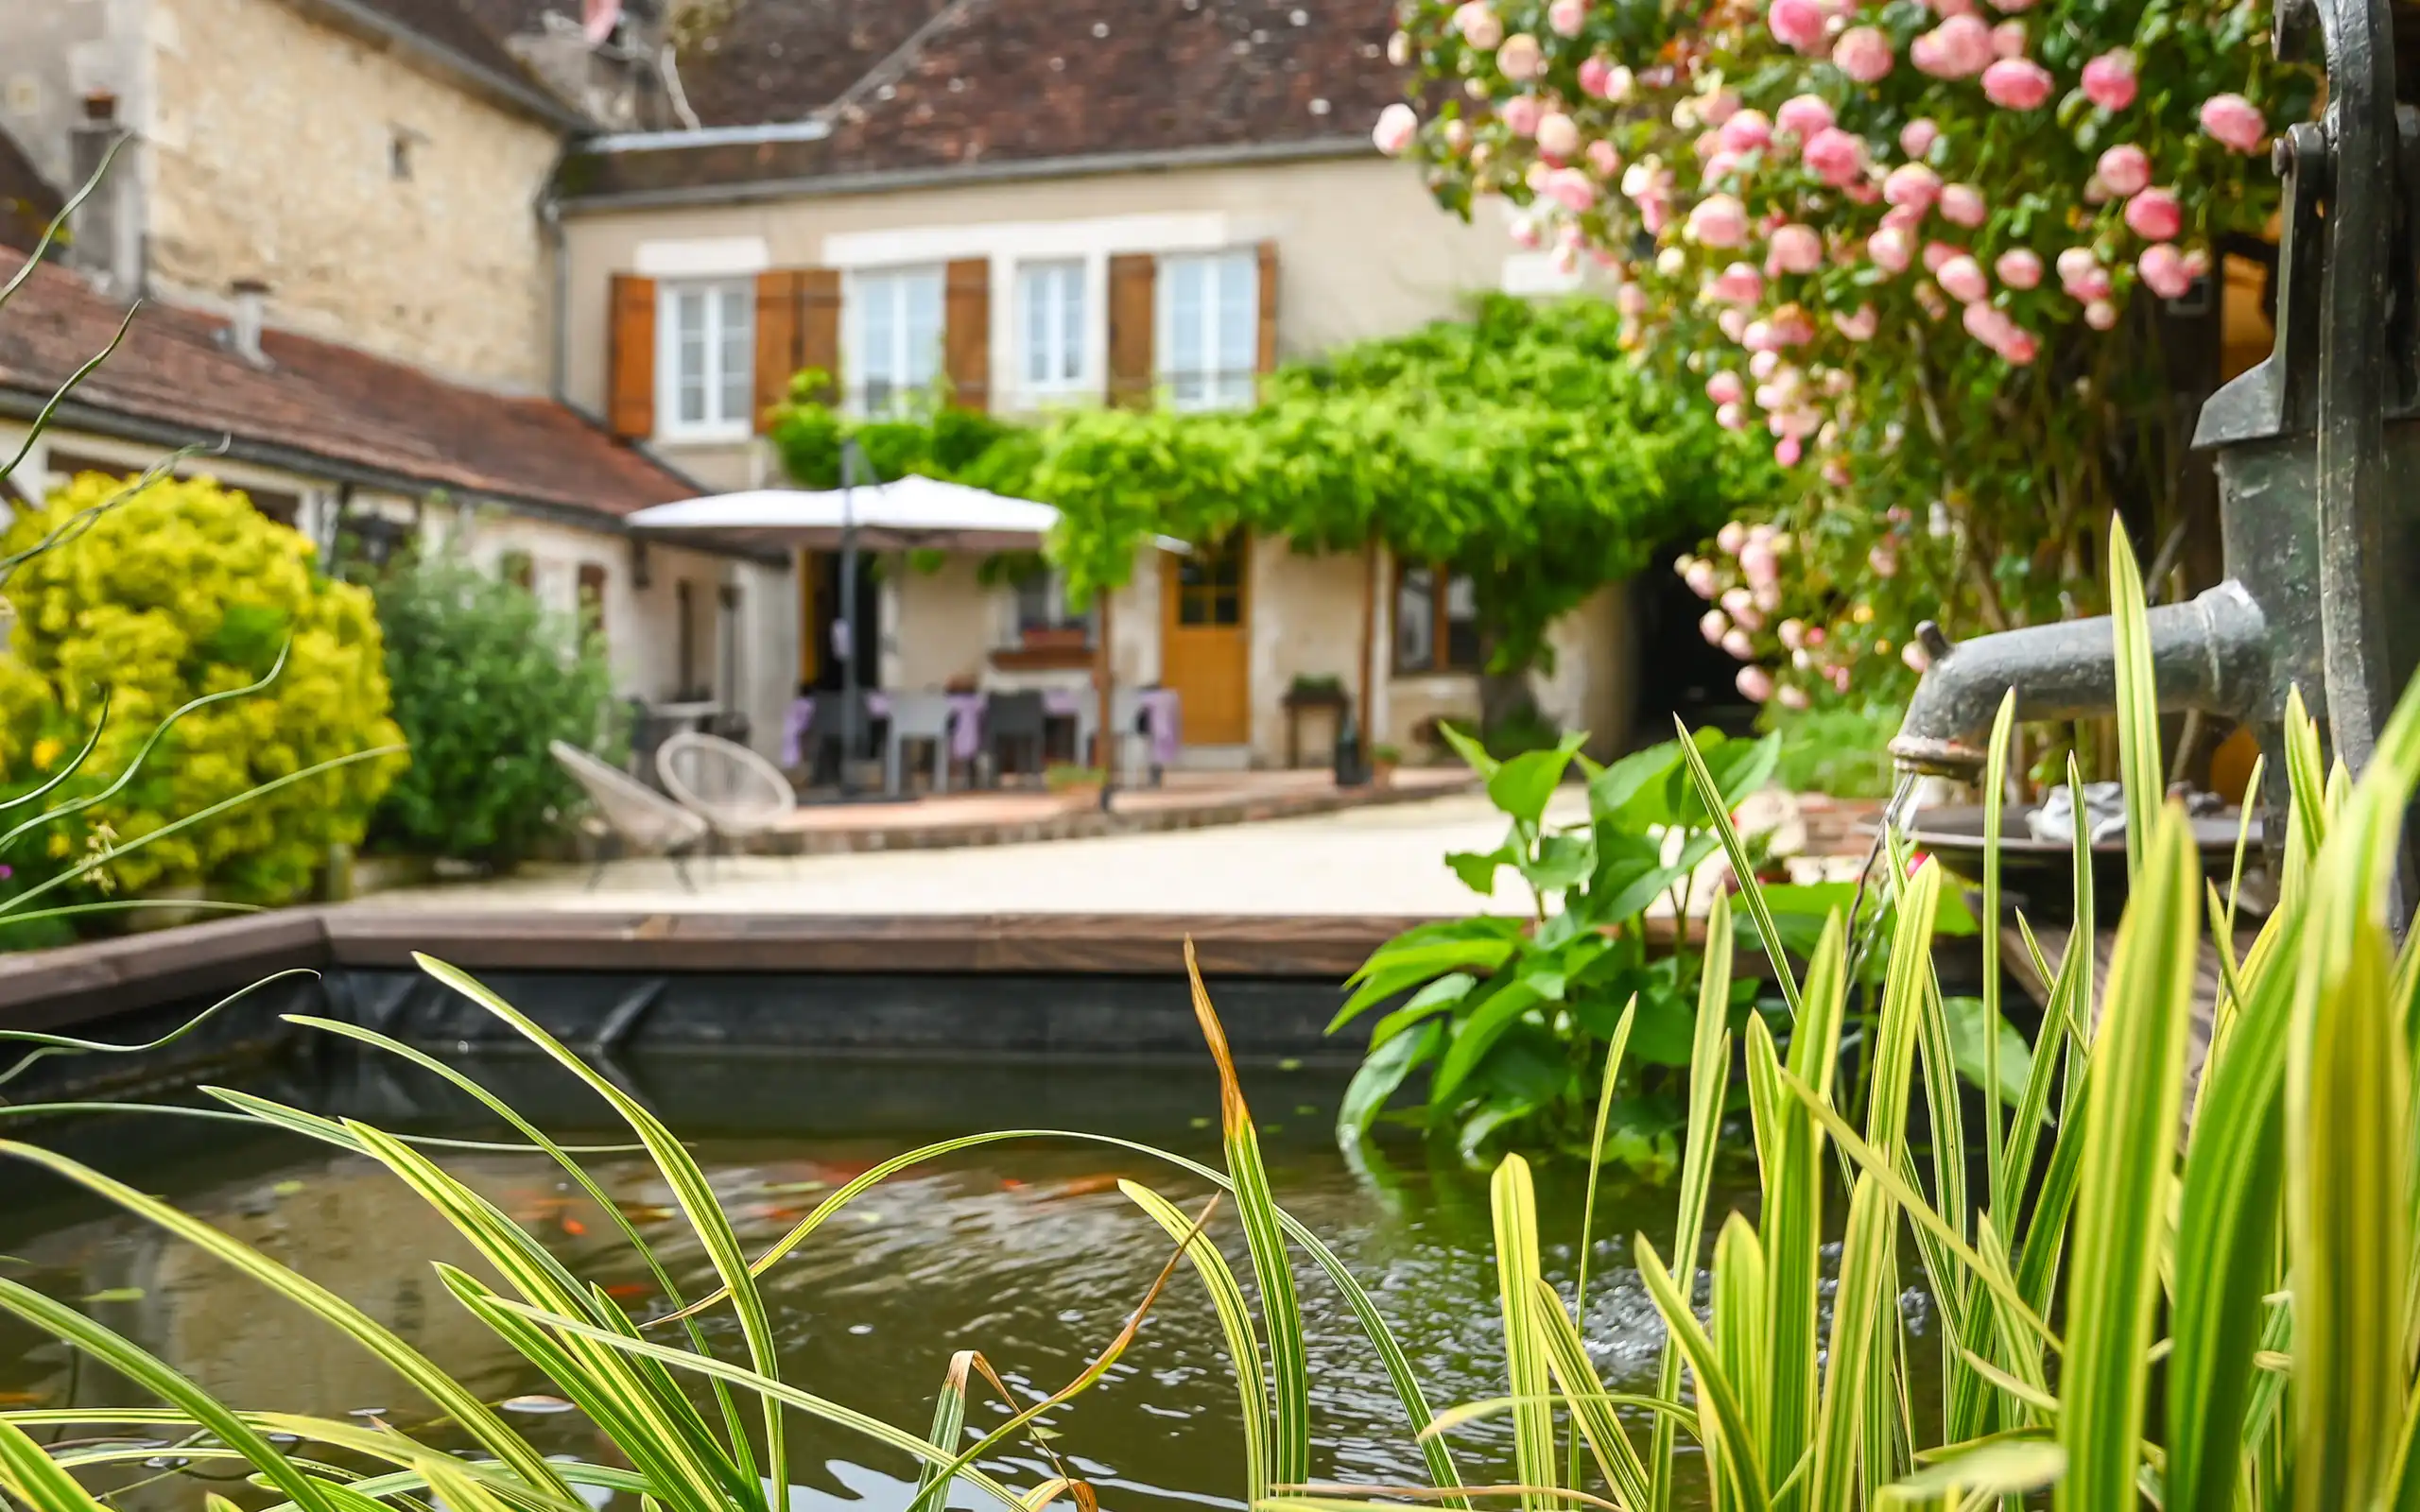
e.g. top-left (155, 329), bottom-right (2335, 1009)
top-left (1767, 700), bottom-right (1904, 799)
top-left (368, 549), bottom-right (617, 867)
top-left (0, 472), bottom-right (404, 902)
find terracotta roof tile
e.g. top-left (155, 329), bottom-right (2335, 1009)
top-left (563, 0), bottom-right (1400, 198)
top-left (0, 248), bottom-right (693, 521)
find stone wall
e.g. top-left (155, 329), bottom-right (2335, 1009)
top-left (144, 0), bottom-right (559, 390)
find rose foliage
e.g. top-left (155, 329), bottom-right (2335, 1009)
top-left (1378, 0), bottom-right (2313, 710)
top-left (769, 296), bottom-right (1772, 680)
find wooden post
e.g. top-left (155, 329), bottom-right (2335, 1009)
top-left (1358, 541), bottom-right (1380, 750)
top-left (1095, 586), bottom-right (1115, 805)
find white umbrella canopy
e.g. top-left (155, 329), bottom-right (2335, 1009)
top-left (626, 476), bottom-right (1061, 552)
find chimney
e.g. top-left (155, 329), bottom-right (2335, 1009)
top-left (228, 279), bottom-right (270, 366)
top-left (66, 91), bottom-right (134, 294)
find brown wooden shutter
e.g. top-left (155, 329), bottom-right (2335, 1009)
top-left (607, 274), bottom-right (656, 438)
top-left (753, 268), bottom-right (843, 426)
top-left (943, 257), bottom-right (991, 412)
top-left (1107, 253), bottom-right (1156, 410)
top-left (1255, 239), bottom-right (1280, 386)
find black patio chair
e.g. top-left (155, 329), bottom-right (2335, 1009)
top-left (985, 692), bottom-right (1047, 785)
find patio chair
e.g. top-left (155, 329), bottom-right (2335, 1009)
top-left (883, 691), bottom-right (956, 797)
top-left (810, 689), bottom-right (883, 787)
top-left (656, 730), bottom-right (797, 850)
top-left (985, 691), bottom-right (1047, 785)
top-left (549, 740), bottom-right (709, 891)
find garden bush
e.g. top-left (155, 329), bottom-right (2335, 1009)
top-left (0, 472), bottom-right (403, 902)
top-left (368, 549), bottom-right (616, 868)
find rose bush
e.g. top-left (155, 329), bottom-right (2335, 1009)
top-left (1380, 0), bottom-right (2313, 713)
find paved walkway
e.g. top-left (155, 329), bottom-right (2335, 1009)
top-left (354, 791), bottom-right (1577, 917)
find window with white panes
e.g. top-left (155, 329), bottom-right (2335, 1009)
top-left (852, 266), bottom-right (945, 416)
top-left (1158, 249), bottom-right (1257, 411)
top-left (1017, 261), bottom-right (1087, 400)
top-left (656, 281), bottom-right (753, 439)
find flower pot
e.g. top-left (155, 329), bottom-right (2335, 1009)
top-left (1372, 759), bottom-right (1399, 789)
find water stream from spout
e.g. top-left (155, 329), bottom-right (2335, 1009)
top-left (1841, 769), bottom-right (1924, 985)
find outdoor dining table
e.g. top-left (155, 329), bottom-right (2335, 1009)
top-left (785, 689), bottom-right (1183, 779)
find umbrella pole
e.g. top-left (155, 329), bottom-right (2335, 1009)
top-left (838, 440), bottom-right (861, 799)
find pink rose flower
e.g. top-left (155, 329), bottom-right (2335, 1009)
top-left (1372, 103), bottom-right (1419, 156)
top-left (1995, 248), bottom-right (2044, 288)
top-left (1832, 26), bottom-right (1896, 82)
top-left (1740, 538), bottom-right (1778, 585)
top-left (2124, 186), bottom-right (2184, 241)
top-left (1902, 641), bottom-right (1933, 673)
top-left (1803, 126), bottom-right (1869, 186)
top-left (1981, 58), bottom-right (2054, 110)
top-left (1775, 94), bottom-right (1836, 143)
top-left (2138, 241), bottom-right (2193, 299)
top-left (1548, 167), bottom-right (1598, 211)
top-left (1937, 253), bottom-right (1989, 302)
top-left (1706, 370), bottom-right (1746, 404)
top-left (1940, 183), bottom-right (1987, 227)
top-left (2084, 298), bottom-right (2118, 329)
top-left (1991, 19), bottom-right (2028, 56)
top-left (1778, 684), bottom-right (1811, 711)
top-left (1547, 0), bottom-right (1589, 37)
top-left (1501, 94), bottom-right (1543, 135)
top-left (1720, 109), bottom-right (1773, 154)
top-left (2081, 48), bottom-right (2137, 110)
top-left (1443, 119), bottom-right (1473, 153)
top-left (1578, 58), bottom-right (1614, 97)
top-left (1922, 240), bottom-right (1963, 273)
top-left (2055, 246), bottom-right (2099, 285)
top-left (1737, 665), bottom-right (1775, 702)
top-left (1743, 320), bottom-right (1776, 352)
top-left (1586, 139), bottom-right (1620, 178)
top-left (1868, 226), bottom-right (1914, 272)
top-left (1835, 303), bottom-right (1880, 339)
top-left (1455, 2), bottom-right (1504, 49)
top-left (1899, 117), bottom-right (1940, 158)
top-left (1767, 222), bottom-right (1824, 274)
top-left (1689, 194), bottom-right (1751, 247)
top-left (1883, 161), bottom-right (1944, 209)
top-left (1911, 15), bottom-right (1993, 78)
top-left (1769, 0), bottom-right (1828, 52)
top-left (2200, 93), bottom-right (2266, 153)
top-left (2096, 144), bottom-right (2151, 197)
top-left (1685, 561), bottom-right (1720, 598)
top-left (1722, 627), bottom-right (1756, 659)
top-left (1508, 216), bottom-right (1543, 249)
top-left (1721, 582), bottom-right (1754, 611)
top-left (1536, 111), bottom-right (1581, 157)
top-left (1769, 305), bottom-right (1819, 345)
top-left (1869, 545), bottom-right (1900, 577)
top-left (1701, 610), bottom-right (1731, 644)
top-left (1773, 437), bottom-right (1804, 467)
top-left (1998, 328), bottom-right (2038, 363)
top-left (1831, 665), bottom-right (1854, 694)
top-left (1716, 402), bottom-right (1747, 430)
top-left (1496, 32), bottom-right (1545, 80)
top-left (1749, 350), bottom-right (1782, 380)
top-left (1616, 283), bottom-right (1650, 316)
top-left (1701, 90), bottom-right (1741, 126)
top-left (1962, 300), bottom-right (2014, 346)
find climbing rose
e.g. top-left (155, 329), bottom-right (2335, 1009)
top-left (1455, 1), bottom-right (1503, 49)
top-left (1778, 618), bottom-right (1807, 649)
top-left (2097, 144), bottom-right (2152, 197)
top-left (2200, 93), bottom-right (2266, 152)
top-left (1508, 216), bottom-right (1544, 249)
top-left (1923, 240), bottom-right (1963, 273)
top-left (1899, 118), bottom-right (1940, 158)
top-left (1372, 104), bottom-right (1419, 156)
top-left (1884, 162), bottom-right (1944, 209)
top-left (1832, 26), bottom-right (1895, 82)
top-left (1701, 610), bottom-right (1731, 644)
top-left (1777, 684), bottom-right (1811, 711)
top-left (1775, 94), bottom-right (1835, 143)
top-left (1685, 561), bottom-right (1720, 597)
top-left (1962, 300), bottom-right (2014, 345)
top-left (1716, 402), bottom-right (1747, 429)
top-left (1995, 248), bottom-right (2044, 288)
top-left (1769, 0), bottom-right (1828, 52)
top-left (1804, 127), bottom-right (1869, 186)
top-left (1768, 223), bottom-right (1824, 274)
top-left (1911, 15), bottom-right (1994, 77)
top-left (1940, 183), bottom-right (1987, 226)
top-left (1868, 225), bottom-right (1915, 272)
top-left (1937, 254), bottom-right (1989, 302)
top-left (1774, 437), bottom-right (1804, 466)
top-left (1981, 58), bottom-right (2054, 109)
top-left (1706, 370), bottom-right (1746, 404)
top-left (2084, 299), bottom-right (2118, 329)
top-left (1869, 545), bottom-right (1901, 577)
top-left (1689, 194), bottom-right (1751, 247)
top-left (1586, 139), bottom-right (1620, 177)
top-left (1537, 111), bottom-right (1581, 157)
top-left (1547, 0), bottom-right (1588, 37)
top-left (1835, 303), bottom-right (1880, 339)
top-left (1722, 627), bottom-right (1756, 659)
top-left (1737, 665), bottom-right (1775, 702)
top-left (1991, 19), bottom-right (2028, 56)
top-left (2125, 186), bottom-right (2184, 240)
top-left (2138, 241), bottom-right (2194, 298)
top-left (1902, 641), bottom-right (1934, 673)
top-left (2082, 48), bottom-right (2138, 110)
top-left (1496, 32), bottom-right (1545, 80)
top-left (1720, 110), bottom-right (1773, 154)
top-left (1501, 95), bottom-right (1542, 135)
top-left (1700, 91), bottom-right (1741, 126)
top-left (1712, 261), bottom-right (1765, 303)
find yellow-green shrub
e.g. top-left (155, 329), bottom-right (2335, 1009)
top-left (0, 472), bottom-right (406, 901)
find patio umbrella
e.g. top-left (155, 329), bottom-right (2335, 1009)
top-left (625, 475), bottom-right (1062, 552)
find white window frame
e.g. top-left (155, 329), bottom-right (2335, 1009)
top-left (1015, 260), bottom-right (1089, 403)
top-left (1155, 249), bottom-right (1259, 413)
top-left (653, 278), bottom-right (755, 442)
top-left (845, 265), bottom-right (947, 417)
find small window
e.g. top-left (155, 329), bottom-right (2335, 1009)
top-left (1173, 535), bottom-right (1247, 627)
top-left (1396, 563), bottom-right (1480, 673)
top-left (499, 550), bottom-right (535, 591)
top-left (577, 562), bottom-right (608, 638)
top-left (1158, 250), bottom-right (1257, 411)
top-left (656, 279), bottom-right (754, 438)
top-left (1012, 568), bottom-right (1092, 643)
top-left (852, 266), bottom-right (944, 416)
top-left (1017, 261), bottom-right (1086, 399)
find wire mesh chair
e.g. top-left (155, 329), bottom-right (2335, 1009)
top-left (549, 740), bottom-right (710, 891)
top-left (655, 731), bottom-right (798, 852)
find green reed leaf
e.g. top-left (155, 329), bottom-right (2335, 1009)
top-left (1570, 995), bottom-right (1636, 1491)
top-left (2106, 521), bottom-right (2160, 881)
top-left (1980, 688), bottom-right (2016, 1220)
top-left (1635, 1234), bottom-right (1771, 1512)
top-left (1126, 1180), bottom-right (1272, 1509)
top-left (1492, 1155), bottom-right (1558, 1512)
top-left (1526, 1278), bottom-right (1654, 1512)
top-left (1675, 723), bottom-right (1800, 1016)
top-left (0, 1411), bottom-right (112, 1512)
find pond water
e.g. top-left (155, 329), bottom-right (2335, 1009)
top-left (0, 1048), bottom-right (1753, 1512)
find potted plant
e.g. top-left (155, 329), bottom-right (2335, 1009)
top-left (1371, 743), bottom-right (1402, 788)
top-left (1045, 763), bottom-right (1106, 809)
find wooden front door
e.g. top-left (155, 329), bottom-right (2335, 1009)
top-left (1162, 533), bottom-right (1251, 745)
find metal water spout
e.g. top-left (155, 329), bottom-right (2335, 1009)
top-left (1891, 0), bottom-right (2420, 888)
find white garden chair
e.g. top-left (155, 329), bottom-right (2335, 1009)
top-left (655, 730), bottom-right (798, 850)
top-left (549, 740), bottom-right (710, 891)
top-left (882, 691), bottom-right (956, 796)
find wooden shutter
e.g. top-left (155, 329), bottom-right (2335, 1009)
top-left (943, 257), bottom-right (990, 412)
top-left (1107, 252), bottom-right (1156, 409)
top-left (1255, 239), bottom-right (1280, 385)
top-left (753, 268), bottom-right (842, 427)
top-left (607, 273), bottom-right (655, 439)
